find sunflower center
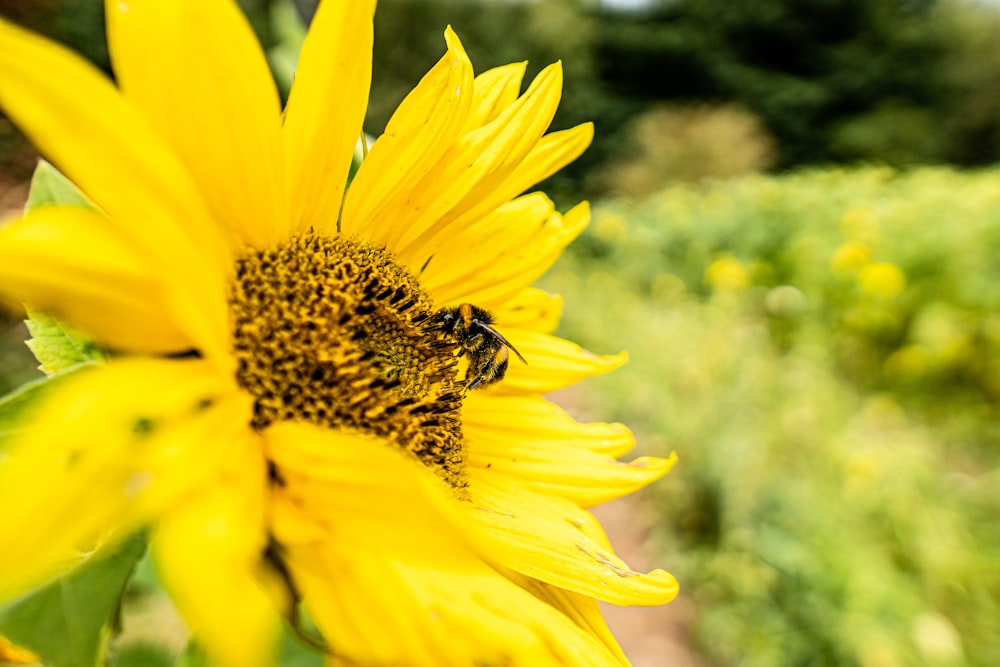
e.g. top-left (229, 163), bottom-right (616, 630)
top-left (229, 234), bottom-right (466, 488)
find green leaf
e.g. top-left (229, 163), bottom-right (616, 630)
top-left (20, 161), bottom-right (106, 375)
top-left (278, 630), bottom-right (324, 667)
top-left (0, 532), bottom-right (147, 667)
top-left (0, 363), bottom-right (93, 446)
top-left (24, 309), bottom-right (106, 376)
top-left (24, 159), bottom-right (92, 213)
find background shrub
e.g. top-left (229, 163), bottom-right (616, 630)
top-left (543, 166), bottom-right (1000, 667)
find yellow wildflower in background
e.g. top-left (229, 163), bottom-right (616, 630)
top-left (830, 241), bottom-right (870, 275)
top-left (0, 1), bottom-right (677, 666)
top-left (859, 262), bottom-right (906, 299)
top-left (705, 255), bottom-right (750, 293)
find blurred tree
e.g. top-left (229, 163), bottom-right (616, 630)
top-left (595, 0), bottom-right (1000, 175)
top-left (934, 0), bottom-right (1000, 164)
top-left (0, 0), bottom-right (108, 70)
top-left (594, 0), bottom-right (958, 168)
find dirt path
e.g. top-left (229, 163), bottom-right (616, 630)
top-left (547, 384), bottom-right (704, 667)
top-left (592, 492), bottom-right (706, 667)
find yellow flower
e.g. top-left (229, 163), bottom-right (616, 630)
top-left (830, 241), bottom-right (870, 275)
top-left (705, 255), bottom-right (749, 293)
top-left (859, 262), bottom-right (906, 299)
top-left (0, 1), bottom-right (677, 666)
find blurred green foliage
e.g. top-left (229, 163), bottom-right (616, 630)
top-left (0, 317), bottom-right (36, 397)
top-left (542, 166), bottom-right (1000, 666)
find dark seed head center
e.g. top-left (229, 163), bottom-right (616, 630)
top-left (229, 233), bottom-right (466, 488)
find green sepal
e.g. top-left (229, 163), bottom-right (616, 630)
top-left (0, 532), bottom-right (147, 667)
top-left (24, 309), bottom-right (106, 376)
top-left (278, 627), bottom-right (325, 667)
top-left (21, 161), bottom-right (105, 375)
top-left (0, 362), bottom-right (94, 446)
top-left (24, 159), bottom-right (93, 214)
top-left (348, 134), bottom-right (368, 186)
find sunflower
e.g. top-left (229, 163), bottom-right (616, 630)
top-left (0, 1), bottom-right (678, 665)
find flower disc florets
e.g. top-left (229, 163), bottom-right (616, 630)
top-left (230, 233), bottom-right (467, 487)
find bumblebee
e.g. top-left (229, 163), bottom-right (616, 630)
top-left (434, 303), bottom-right (526, 389)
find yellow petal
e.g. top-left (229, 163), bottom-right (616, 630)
top-left (0, 359), bottom-right (250, 599)
top-left (263, 422), bottom-right (459, 549)
top-left (436, 63), bottom-right (566, 220)
top-left (491, 287), bottom-right (563, 334)
top-left (469, 444), bottom-right (676, 509)
top-left (451, 122), bottom-right (594, 230)
top-left (264, 423), bottom-right (622, 666)
top-left (0, 636), bottom-right (38, 665)
top-left (465, 394), bottom-right (674, 506)
top-left (392, 62), bottom-right (565, 264)
top-left (0, 16), bottom-right (232, 278)
top-left (421, 192), bottom-right (556, 304)
top-left (292, 545), bottom-right (624, 667)
top-left (491, 330), bottom-right (628, 395)
top-left (0, 206), bottom-right (193, 354)
top-left (283, 0), bottom-right (374, 237)
top-left (341, 27), bottom-right (474, 247)
top-left (503, 569), bottom-right (631, 666)
top-left (465, 393), bottom-right (635, 458)
top-left (466, 477), bottom-right (679, 606)
top-left (427, 201), bottom-right (590, 310)
top-left (154, 433), bottom-right (282, 667)
top-left (463, 61), bottom-right (527, 132)
top-left (106, 0), bottom-right (286, 248)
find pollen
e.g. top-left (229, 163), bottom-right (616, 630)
top-left (229, 234), bottom-right (467, 488)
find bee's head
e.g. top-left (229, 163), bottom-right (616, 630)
top-left (435, 307), bottom-right (461, 334)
